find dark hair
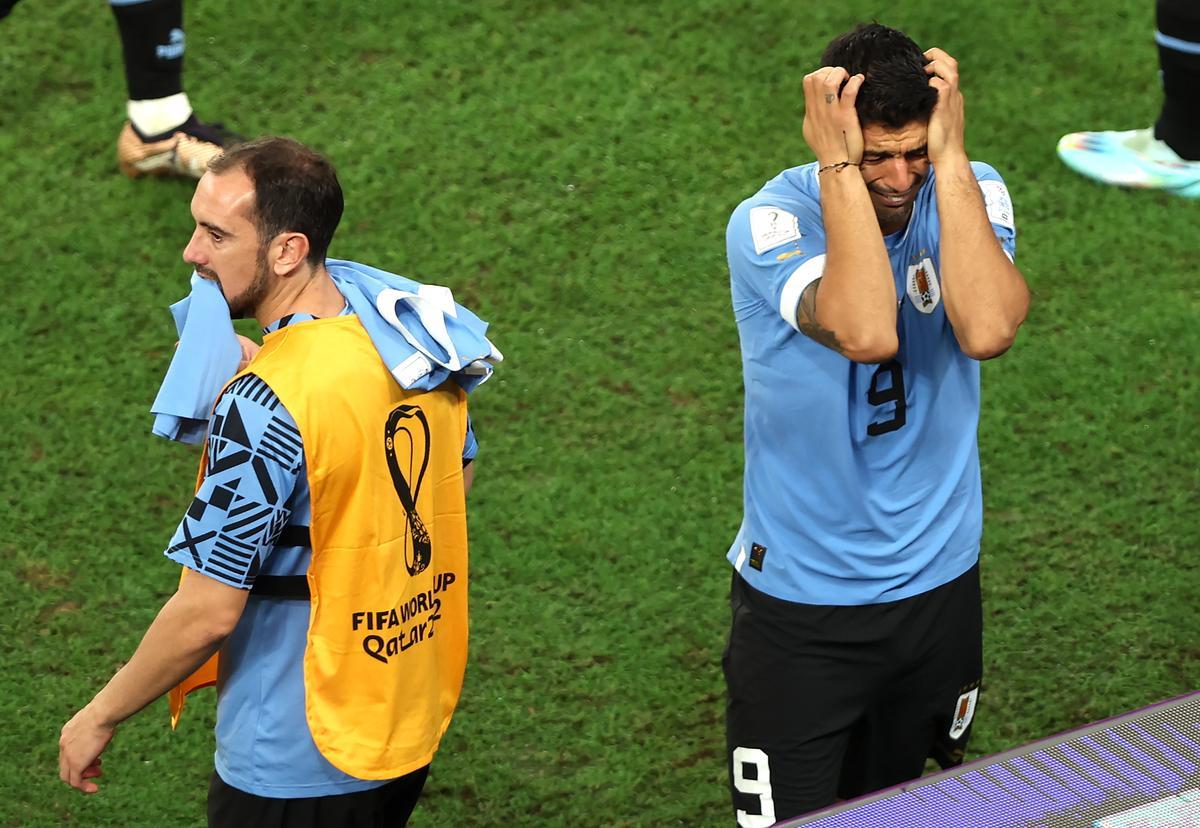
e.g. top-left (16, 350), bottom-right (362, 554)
top-left (821, 23), bottom-right (937, 129)
top-left (208, 136), bottom-right (344, 265)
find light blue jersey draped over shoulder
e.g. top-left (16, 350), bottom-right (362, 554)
top-left (726, 160), bottom-right (1017, 606)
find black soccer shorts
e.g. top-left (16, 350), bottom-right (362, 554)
top-left (207, 765), bottom-right (429, 828)
top-left (723, 563), bottom-right (983, 826)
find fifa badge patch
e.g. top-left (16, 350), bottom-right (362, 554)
top-left (979, 179), bottom-right (1015, 230)
top-left (949, 682), bottom-right (980, 740)
top-left (749, 206), bottom-right (802, 255)
top-left (748, 543), bottom-right (767, 571)
top-left (906, 257), bottom-right (941, 314)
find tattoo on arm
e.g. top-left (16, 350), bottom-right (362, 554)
top-left (796, 278), bottom-right (846, 354)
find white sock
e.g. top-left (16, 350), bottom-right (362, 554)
top-left (127, 92), bottom-right (193, 138)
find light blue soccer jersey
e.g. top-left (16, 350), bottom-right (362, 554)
top-left (726, 161), bottom-right (1017, 606)
top-left (164, 310), bottom-right (477, 797)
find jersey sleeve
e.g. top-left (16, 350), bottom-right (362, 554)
top-left (163, 374), bottom-right (305, 589)
top-left (463, 415), bottom-right (478, 465)
top-left (971, 162), bottom-right (1017, 261)
top-left (727, 189), bottom-right (828, 330)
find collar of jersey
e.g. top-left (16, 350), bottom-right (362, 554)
top-left (262, 304), bottom-right (351, 335)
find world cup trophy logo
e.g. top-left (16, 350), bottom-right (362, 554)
top-left (383, 404), bottom-right (432, 576)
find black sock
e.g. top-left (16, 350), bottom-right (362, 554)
top-left (1154, 0), bottom-right (1200, 160)
top-left (0, 0), bottom-right (23, 22)
top-left (110, 0), bottom-right (186, 101)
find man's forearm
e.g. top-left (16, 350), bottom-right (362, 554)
top-left (87, 587), bottom-right (235, 727)
top-left (935, 157), bottom-right (1030, 359)
top-left (813, 170), bottom-right (898, 361)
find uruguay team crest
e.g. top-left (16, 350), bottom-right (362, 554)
top-left (906, 257), bottom-right (941, 314)
top-left (949, 684), bottom-right (980, 740)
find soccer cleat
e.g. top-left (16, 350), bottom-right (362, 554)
top-left (117, 116), bottom-right (240, 180)
top-left (1057, 128), bottom-right (1200, 198)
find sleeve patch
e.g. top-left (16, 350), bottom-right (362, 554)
top-left (979, 180), bottom-right (1015, 230)
top-left (749, 206), bottom-right (802, 255)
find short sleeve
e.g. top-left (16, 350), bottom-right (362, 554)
top-left (463, 415), bottom-right (478, 464)
top-left (163, 374), bottom-right (304, 589)
top-left (972, 162), bottom-right (1017, 262)
top-left (726, 192), bottom-right (828, 331)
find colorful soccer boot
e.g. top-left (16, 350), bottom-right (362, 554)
top-left (1057, 128), bottom-right (1200, 198)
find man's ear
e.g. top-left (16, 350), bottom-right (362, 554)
top-left (272, 232), bottom-right (312, 276)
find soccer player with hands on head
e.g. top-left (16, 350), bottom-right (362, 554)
top-left (792, 42), bottom-right (1027, 362)
top-left (723, 23), bottom-right (1029, 826)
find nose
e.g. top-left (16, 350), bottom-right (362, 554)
top-left (182, 227), bottom-right (206, 267)
top-left (879, 156), bottom-right (917, 193)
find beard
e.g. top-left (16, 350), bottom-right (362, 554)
top-left (868, 173), bottom-right (925, 234)
top-left (198, 246), bottom-right (272, 320)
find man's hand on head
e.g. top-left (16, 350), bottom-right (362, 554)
top-left (924, 48), bottom-right (968, 166)
top-left (802, 66), bottom-right (866, 168)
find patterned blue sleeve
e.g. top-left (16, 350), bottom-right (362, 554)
top-left (163, 374), bottom-right (304, 589)
top-left (463, 415), bottom-right (478, 464)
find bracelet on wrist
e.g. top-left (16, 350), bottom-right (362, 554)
top-left (817, 160), bottom-right (860, 175)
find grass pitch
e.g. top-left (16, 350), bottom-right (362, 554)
top-left (1, 1), bottom-right (1196, 825)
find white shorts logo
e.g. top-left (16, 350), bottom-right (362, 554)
top-left (906, 257), bottom-right (941, 314)
top-left (949, 687), bottom-right (979, 740)
top-left (749, 206), bottom-right (801, 255)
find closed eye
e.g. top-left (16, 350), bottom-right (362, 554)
top-left (862, 146), bottom-right (928, 164)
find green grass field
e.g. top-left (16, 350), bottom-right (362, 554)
top-left (2, 0), bottom-right (1197, 825)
